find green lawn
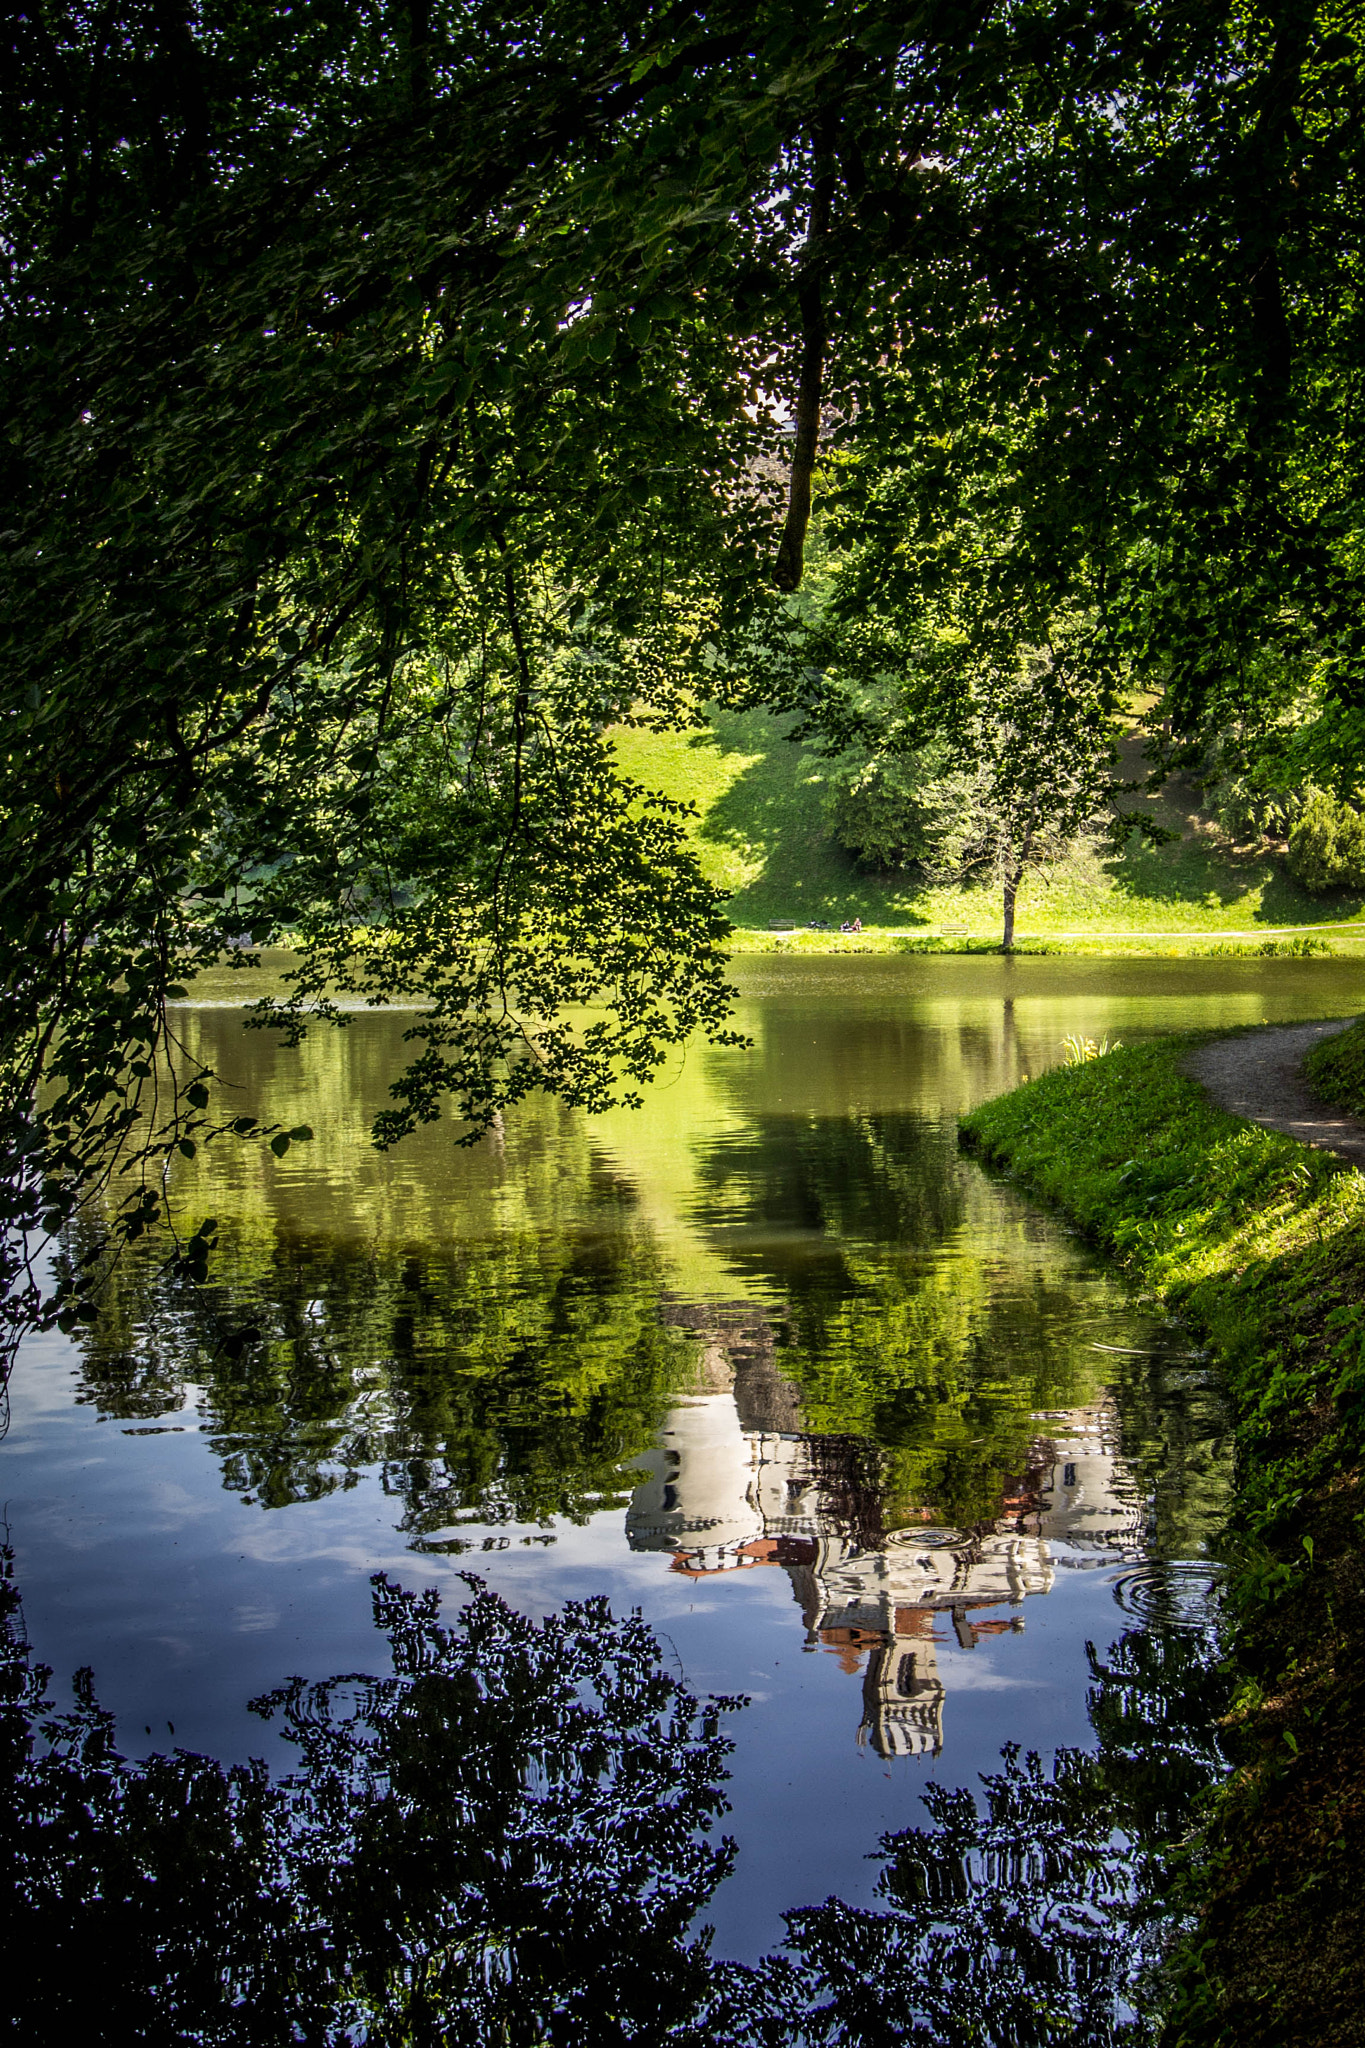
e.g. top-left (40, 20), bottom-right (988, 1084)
top-left (611, 705), bottom-right (1365, 942)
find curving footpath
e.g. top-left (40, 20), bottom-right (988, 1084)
top-left (1182, 1016), bottom-right (1365, 1167)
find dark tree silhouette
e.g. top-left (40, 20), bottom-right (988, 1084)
top-left (1, 1541), bottom-right (1228, 2046)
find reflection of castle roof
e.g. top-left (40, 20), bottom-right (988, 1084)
top-left (626, 1374), bottom-right (1146, 1760)
top-left (815, 1528), bottom-right (1054, 1621)
top-left (800, 1534), bottom-right (1050, 1762)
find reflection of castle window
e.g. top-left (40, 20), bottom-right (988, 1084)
top-left (1064, 1462), bottom-right (1077, 1488)
top-left (896, 1652), bottom-right (931, 1698)
top-left (661, 1484), bottom-right (678, 1512)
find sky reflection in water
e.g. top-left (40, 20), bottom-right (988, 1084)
top-left (7, 955), bottom-right (1355, 1958)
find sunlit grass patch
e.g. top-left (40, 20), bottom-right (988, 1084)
top-left (610, 705), bottom-right (1365, 942)
top-left (960, 1037), bottom-right (1365, 1397)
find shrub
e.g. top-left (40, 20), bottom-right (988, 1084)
top-left (825, 743), bottom-right (966, 872)
top-left (1285, 789), bottom-right (1365, 893)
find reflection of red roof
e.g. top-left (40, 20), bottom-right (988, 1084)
top-left (818, 1625), bottom-right (884, 1674)
top-left (668, 1539), bottom-right (775, 1580)
top-left (893, 1607), bottom-right (939, 1638)
top-left (669, 1556), bottom-right (759, 1579)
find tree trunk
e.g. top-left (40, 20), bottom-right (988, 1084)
top-left (1001, 831), bottom-right (1032, 952)
top-left (773, 153), bottom-right (834, 593)
top-left (1001, 870), bottom-right (1019, 952)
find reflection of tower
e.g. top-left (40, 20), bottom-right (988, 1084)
top-left (627, 1306), bottom-right (880, 1577)
top-left (859, 1610), bottom-right (945, 1759)
top-left (1029, 1402), bottom-right (1144, 1555)
top-left (625, 1395), bottom-right (831, 1576)
top-left (626, 1395), bottom-right (774, 1572)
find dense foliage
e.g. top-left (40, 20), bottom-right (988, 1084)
top-left (1285, 790), bottom-right (1365, 893)
top-left (4, 0), bottom-right (1364, 1349)
top-left (772, 0), bottom-right (1365, 934)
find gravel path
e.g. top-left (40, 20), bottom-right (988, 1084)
top-left (1182, 1018), bottom-right (1365, 1167)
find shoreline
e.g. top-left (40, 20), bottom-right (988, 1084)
top-left (959, 1032), bottom-right (1365, 2046)
top-left (726, 927), bottom-right (1363, 958)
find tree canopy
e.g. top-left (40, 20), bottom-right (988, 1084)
top-left (3, 0), bottom-right (1362, 1357)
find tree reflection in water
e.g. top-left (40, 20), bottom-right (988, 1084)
top-left (783, 1611), bottom-right (1229, 2047)
top-left (1, 1546), bottom-right (751, 2045)
top-left (3, 1544), bottom-right (1225, 2046)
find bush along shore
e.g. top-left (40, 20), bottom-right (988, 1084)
top-left (959, 1037), bottom-right (1365, 2047)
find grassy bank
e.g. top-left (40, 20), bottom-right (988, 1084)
top-left (611, 706), bottom-right (1365, 946)
top-left (725, 927), bottom-right (1350, 958)
top-left (960, 1040), bottom-right (1365, 2046)
top-left (1306, 1016), bottom-right (1365, 1114)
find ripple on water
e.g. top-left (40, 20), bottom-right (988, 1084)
top-left (1112, 1560), bottom-right (1223, 1630)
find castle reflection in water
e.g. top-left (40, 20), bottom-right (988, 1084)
top-left (626, 1313), bottom-right (1144, 1759)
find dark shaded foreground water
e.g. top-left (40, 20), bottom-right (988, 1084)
top-left (3, 1542), bottom-right (1224, 2046)
top-left (5, 956), bottom-right (1358, 2033)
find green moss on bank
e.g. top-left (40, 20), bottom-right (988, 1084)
top-left (960, 1040), bottom-right (1365, 2047)
top-left (1305, 1016), bottom-right (1365, 1116)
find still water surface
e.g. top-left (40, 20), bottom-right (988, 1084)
top-left (6, 955), bottom-right (1359, 1958)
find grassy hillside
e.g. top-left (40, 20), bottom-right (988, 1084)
top-left (611, 706), bottom-right (1365, 940)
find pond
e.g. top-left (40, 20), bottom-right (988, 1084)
top-left (5, 954), bottom-right (1359, 1998)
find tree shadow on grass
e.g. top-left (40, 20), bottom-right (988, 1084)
top-left (692, 707), bottom-right (927, 926)
top-left (1106, 829), bottom-right (1365, 924)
